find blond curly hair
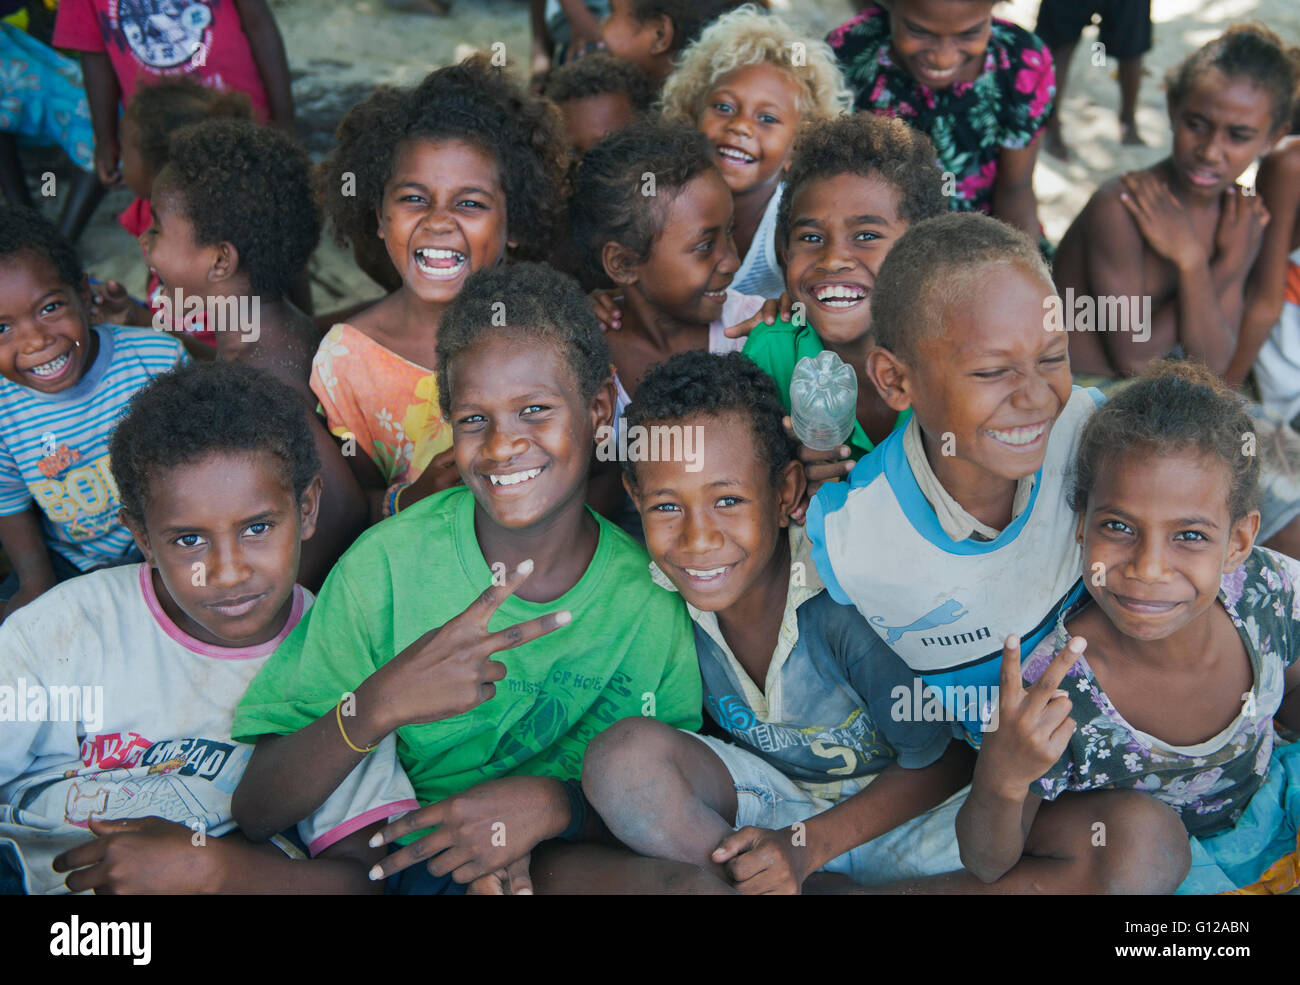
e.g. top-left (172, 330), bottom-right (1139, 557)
top-left (659, 4), bottom-right (852, 126)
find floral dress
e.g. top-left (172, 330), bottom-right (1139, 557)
top-left (827, 7), bottom-right (1054, 218)
top-left (310, 323), bottom-right (452, 497)
top-left (1023, 547), bottom-right (1300, 840)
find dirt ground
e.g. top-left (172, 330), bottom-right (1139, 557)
top-left (21, 0), bottom-right (1300, 316)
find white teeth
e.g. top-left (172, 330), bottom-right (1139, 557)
top-left (414, 248), bottom-right (466, 275)
top-left (815, 285), bottom-right (866, 306)
top-left (685, 566), bottom-right (727, 579)
top-left (489, 467), bottom-right (542, 487)
top-left (718, 147), bottom-right (755, 164)
top-left (987, 423), bottom-right (1048, 446)
top-left (30, 352), bottom-right (70, 378)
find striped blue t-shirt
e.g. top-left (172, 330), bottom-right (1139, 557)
top-left (0, 324), bottom-right (188, 570)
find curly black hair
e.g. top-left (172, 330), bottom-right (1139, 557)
top-left (1166, 23), bottom-right (1298, 133)
top-left (542, 53), bottom-right (657, 112)
top-left (123, 76), bottom-right (252, 179)
top-left (624, 349), bottom-right (797, 489)
top-left (0, 206), bottom-right (83, 292)
top-left (776, 114), bottom-right (945, 251)
top-left (630, 0), bottom-right (768, 55)
top-left (436, 261), bottom-right (612, 417)
top-left (871, 212), bottom-right (1050, 362)
top-left (318, 54), bottom-right (568, 264)
top-left (569, 117), bottom-right (716, 288)
top-left (1069, 360), bottom-right (1259, 522)
top-left (111, 361), bottom-right (321, 524)
top-left (159, 119), bottom-right (319, 298)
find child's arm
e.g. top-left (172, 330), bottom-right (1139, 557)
top-left (990, 139), bottom-right (1045, 242)
top-left (52, 816), bottom-right (385, 894)
top-left (295, 413), bottom-right (368, 590)
top-left (0, 507), bottom-right (57, 621)
top-left (1278, 661), bottom-right (1300, 733)
top-left (233, 0), bottom-right (295, 131)
top-left (80, 51), bottom-right (122, 187)
top-left (232, 562), bottom-right (569, 840)
top-left (712, 740), bottom-right (974, 894)
top-left (1226, 149), bottom-right (1300, 386)
top-left (956, 635), bottom-right (1081, 882)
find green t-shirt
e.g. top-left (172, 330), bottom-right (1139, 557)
top-left (742, 318), bottom-right (910, 461)
top-left (232, 485), bottom-right (703, 807)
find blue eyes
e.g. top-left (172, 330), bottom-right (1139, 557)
top-left (172, 523), bottom-right (271, 549)
top-left (1101, 520), bottom-right (1207, 542)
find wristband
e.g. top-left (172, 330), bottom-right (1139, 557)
top-left (336, 699), bottom-right (377, 754)
top-left (384, 482), bottom-right (411, 518)
top-left (559, 779), bottom-right (588, 841)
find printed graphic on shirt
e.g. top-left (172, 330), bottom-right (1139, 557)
top-left (56, 734), bottom-right (248, 830)
top-left (107, 0), bottom-right (213, 69)
top-left (870, 598), bottom-right (970, 646)
top-left (708, 696), bottom-right (893, 775)
top-left (28, 451), bottom-right (121, 541)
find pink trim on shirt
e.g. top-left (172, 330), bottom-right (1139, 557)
top-left (307, 800), bottom-right (420, 857)
top-left (137, 564), bottom-right (305, 660)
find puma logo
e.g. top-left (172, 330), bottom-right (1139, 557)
top-left (871, 599), bottom-right (968, 645)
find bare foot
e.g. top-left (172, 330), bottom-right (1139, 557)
top-left (1120, 120), bottom-right (1145, 146)
top-left (1044, 128), bottom-right (1070, 162)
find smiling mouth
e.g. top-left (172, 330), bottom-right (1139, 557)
top-left (703, 287), bottom-right (728, 302)
top-left (488, 466), bottom-right (543, 488)
top-left (414, 247), bottom-right (467, 279)
top-left (918, 64), bottom-right (960, 82)
top-left (985, 421), bottom-right (1049, 447)
top-left (206, 593), bottom-right (266, 617)
top-left (813, 283), bottom-right (868, 308)
top-left (678, 563), bottom-right (733, 587)
top-left (27, 350), bottom-right (73, 380)
top-left (1112, 593), bottom-right (1182, 614)
top-left (716, 145), bottom-right (756, 166)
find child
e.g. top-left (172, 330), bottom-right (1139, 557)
top-left (827, 2), bottom-right (1054, 251)
top-left (313, 56), bottom-right (568, 522)
top-left (1055, 24), bottom-right (1294, 383)
top-left (0, 207), bottom-right (187, 619)
top-left (542, 52), bottom-right (655, 158)
top-left (599, 0), bottom-right (756, 85)
top-left (90, 77), bottom-right (253, 333)
top-left (1053, 25), bottom-right (1300, 556)
top-left (1035, 0), bottom-right (1153, 158)
top-left (0, 362), bottom-right (414, 894)
top-left (659, 4), bottom-right (852, 300)
top-left (808, 212), bottom-right (1192, 892)
top-left (137, 117), bottom-right (368, 590)
top-left (230, 263), bottom-right (703, 896)
top-left (741, 112), bottom-right (944, 487)
top-left (961, 361), bottom-right (1299, 895)
top-left (53, 0), bottom-right (294, 189)
top-left (583, 350), bottom-right (973, 893)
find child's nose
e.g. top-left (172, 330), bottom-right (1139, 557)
top-left (679, 512), bottom-right (722, 553)
top-left (206, 542), bottom-right (253, 588)
top-left (1129, 537), bottom-right (1168, 582)
top-left (483, 423), bottom-right (527, 463)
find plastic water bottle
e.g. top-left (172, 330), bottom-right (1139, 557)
top-left (789, 350), bottom-right (858, 452)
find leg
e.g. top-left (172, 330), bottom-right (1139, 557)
top-left (869, 789), bottom-right (1190, 894)
top-left (1043, 43), bottom-right (1077, 161)
top-left (0, 133), bottom-right (35, 209)
top-left (530, 840), bottom-right (736, 894)
top-left (582, 717), bottom-right (738, 875)
top-left (55, 167), bottom-right (106, 243)
top-left (1117, 58), bottom-right (1145, 145)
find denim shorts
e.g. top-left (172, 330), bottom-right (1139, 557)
top-left (686, 731), bottom-right (968, 886)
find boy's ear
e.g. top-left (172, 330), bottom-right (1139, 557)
top-left (622, 472), bottom-right (641, 513)
top-left (865, 346), bottom-right (914, 414)
top-left (1074, 510), bottom-right (1086, 547)
top-left (777, 459), bottom-right (806, 527)
top-left (374, 205), bottom-right (385, 241)
top-left (208, 241), bottom-right (239, 285)
top-left (602, 241), bottom-right (640, 287)
top-left (649, 14), bottom-right (673, 56)
top-left (1225, 509), bottom-right (1260, 572)
top-left (297, 475), bottom-right (324, 544)
top-left (589, 376), bottom-right (617, 435)
top-left (119, 508), bottom-right (155, 566)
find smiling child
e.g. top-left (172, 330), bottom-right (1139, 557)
top-left (0, 207), bottom-right (187, 619)
top-left (231, 263), bottom-right (702, 896)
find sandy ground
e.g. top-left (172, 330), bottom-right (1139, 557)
top-left (22, 0), bottom-right (1300, 313)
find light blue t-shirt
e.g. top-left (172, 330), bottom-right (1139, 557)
top-left (0, 323), bottom-right (188, 570)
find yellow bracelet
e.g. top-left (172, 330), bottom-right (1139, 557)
top-left (336, 700), bottom-right (377, 754)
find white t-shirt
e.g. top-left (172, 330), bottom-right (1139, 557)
top-left (0, 564), bottom-right (417, 894)
top-left (731, 183), bottom-right (786, 302)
